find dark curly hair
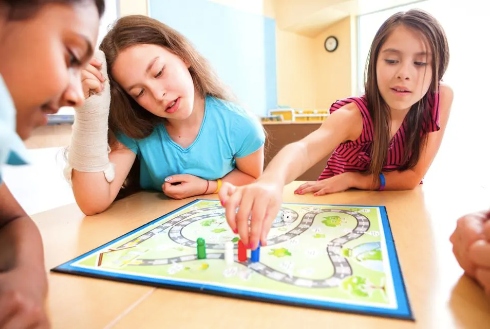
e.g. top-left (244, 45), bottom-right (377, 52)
top-left (1, 0), bottom-right (105, 20)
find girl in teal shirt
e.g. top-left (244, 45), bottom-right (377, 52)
top-left (66, 15), bottom-right (265, 216)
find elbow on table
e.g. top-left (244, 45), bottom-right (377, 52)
top-left (248, 172), bottom-right (261, 182)
top-left (406, 182), bottom-right (422, 190)
top-left (76, 198), bottom-right (111, 216)
top-left (386, 170), bottom-right (424, 191)
top-left (402, 176), bottom-right (424, 190)
top-left (232, 176), bottom-right (257, 188)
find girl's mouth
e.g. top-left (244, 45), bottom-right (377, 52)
top-left (165, 97), bottom-right (180, 113)
top-left (391, 87), bottom-right (410, 93)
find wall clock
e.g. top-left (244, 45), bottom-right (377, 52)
top-left (324, 36), bottom-right (338, 52)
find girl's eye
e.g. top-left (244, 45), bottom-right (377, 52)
top-left (414, 61), bottom-right (427, 66)
top-left (154, 66), bottom-right (165, 78)
top-left (68, 50), bottom-right (82, 67)
top-left (135, 89), bottom-right (145, 98)
top-left (384, 59), bottom-right (397, 64)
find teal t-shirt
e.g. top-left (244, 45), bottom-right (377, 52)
top-left (117, 96), bottom-right (265, 191)
top-left (0, 75), bottom-right (29, 183)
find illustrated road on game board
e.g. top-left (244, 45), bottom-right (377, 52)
top-left (52, 200), bottom-right (412, 320)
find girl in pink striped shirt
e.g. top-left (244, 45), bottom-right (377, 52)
top-left (220, 9), bottom-right (453, 250)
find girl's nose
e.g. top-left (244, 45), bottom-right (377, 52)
top-left (150, 85), bottom-right (166, 101)
top-left (61, 75), bottom-right (85, 107)
top-left (396, 64), bottom-right (411, 80)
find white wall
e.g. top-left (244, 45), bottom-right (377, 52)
top-left (358, 0), bottom-right (490, 194)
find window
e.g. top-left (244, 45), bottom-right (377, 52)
top-left (98, 0), bottom-right (120, 46)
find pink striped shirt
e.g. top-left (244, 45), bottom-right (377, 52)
top-left (318, 94), bottom-right (440, 180)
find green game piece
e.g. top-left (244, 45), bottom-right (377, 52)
top-left (197, 238), bottom-right (206, 259)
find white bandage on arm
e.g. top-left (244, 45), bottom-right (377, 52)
top-left (64, 50), bottom-right (115, 183)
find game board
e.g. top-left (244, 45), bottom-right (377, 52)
top-left (52, 200), bottom-right (413, 320)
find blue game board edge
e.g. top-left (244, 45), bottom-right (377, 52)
top-left (376, 205), bottom-right (414, 320)
top-left (52, 199), bottom-right (202, 267)
top-left (50, 199), bottom-right (414, 321)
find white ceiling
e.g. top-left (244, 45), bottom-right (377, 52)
top-left (273, 0), bottom-right (427, 37)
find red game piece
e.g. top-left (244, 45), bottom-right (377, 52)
top-left (238, 240), bottom-right (247, 262)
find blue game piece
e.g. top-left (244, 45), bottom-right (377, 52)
top-left (251, 242), bottom-right (261, 263)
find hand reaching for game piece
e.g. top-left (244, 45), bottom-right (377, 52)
top-left (219, 179), bottom-right (283, 250)
top-left (450, 209), bottom-right (490, 295)
top-left (163, 174), bottom-right (210, 199)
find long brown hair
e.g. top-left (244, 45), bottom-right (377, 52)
top-left (99, 14), bottom-right (234, 144)
top-left (99, 15), bottom-right (235, 197)
top-left (364, 9), bottom-right (449, 176)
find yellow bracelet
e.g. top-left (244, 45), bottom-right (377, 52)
top-left (214, 179), bottom-right (222, 193)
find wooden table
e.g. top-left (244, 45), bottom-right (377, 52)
top-left (31, 182), bottom-right (490, 329)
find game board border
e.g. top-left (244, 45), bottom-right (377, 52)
top-left (51, 199), bottom-right (414, 321)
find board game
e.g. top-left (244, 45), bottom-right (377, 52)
top-left (52, 199), bottom-right (413, 320)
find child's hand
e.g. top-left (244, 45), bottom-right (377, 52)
top-left (68, 49), bottom-right (114, 183)
top-left (162, 174), bottom-right (209, 199)
top-left (450, 210), bottom-right (490, 278)
top-left (468, 220), bottom-right (490, 296)
top-left (294, 172), bottom-right (352, 196)
top-left (0, 267), bottom-right (49, 328)
top-left (81, 52), bottom-right (107, 99)
top-left (219, 180), bottom-right (283, 250)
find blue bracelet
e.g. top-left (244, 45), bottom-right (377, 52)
top-left (378, 173), bottom-right (386, 191)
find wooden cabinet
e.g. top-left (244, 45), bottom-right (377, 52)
top-left (262, 122), bottom-right (328, 181)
